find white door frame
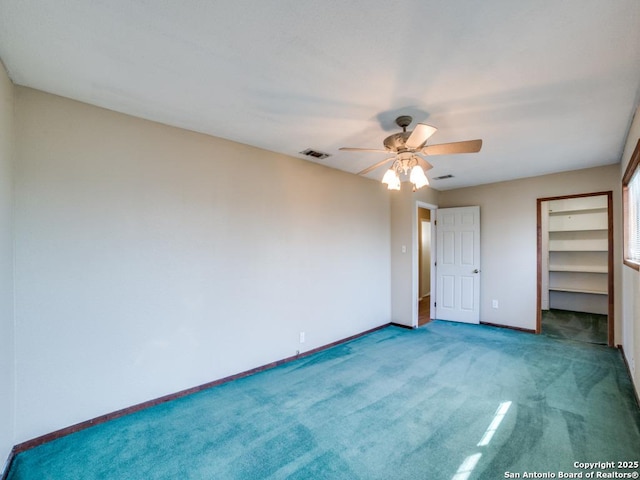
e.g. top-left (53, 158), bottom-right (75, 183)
top-left (414, 201), bottom-right (438, 327)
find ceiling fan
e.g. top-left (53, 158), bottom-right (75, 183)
top-left (340, 115), bottom-right (482, 190)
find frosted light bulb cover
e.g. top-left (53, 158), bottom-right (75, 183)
top-left (381, 168), bottom-right (397, 185)
top-left (410, 166), bottom-right (429, 189)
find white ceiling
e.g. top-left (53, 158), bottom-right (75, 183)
top-left (1, 1), bottom-right (639, 190)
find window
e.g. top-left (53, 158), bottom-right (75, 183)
top-left (623, 139), bottom-right (640, 270)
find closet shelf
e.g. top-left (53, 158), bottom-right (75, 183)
top-left (549, 287), bottom-right (607, 295)
top-left (548, 265), bottom-right (608, 273)
top-left (549, 247), bottom-right (608, 252)
top-left (549, 207), bottom-right (607, 215)
top-left (548, 227), bottom-right (608, 233)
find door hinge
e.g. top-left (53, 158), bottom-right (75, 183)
top-left (434, 302), bottom-right (436, 308)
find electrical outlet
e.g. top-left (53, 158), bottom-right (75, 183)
top-left (299, 332), bottom-right (305, 343)
top-left (492, 300), bottom-right (499, 309)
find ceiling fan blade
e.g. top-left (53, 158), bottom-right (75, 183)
top-left (405, 124), bottom-right (437, 150)
top-left (422, 139), bottom-right (482, 156)
top-left (339, 147), bottom-right (389, 153)
top-left (358, 157), bottom-right (395, 176)
top-left (416, 157), bottom-right (434, 172)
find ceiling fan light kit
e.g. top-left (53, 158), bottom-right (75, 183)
top-left (340, 115), bottom-right (483, 191)
top-left (381, 153), bottom-right (430, 191)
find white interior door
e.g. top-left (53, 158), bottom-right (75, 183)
top-left (435, 206), bottom-right (480, 324)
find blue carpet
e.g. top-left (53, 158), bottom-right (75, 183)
top-left (7, 321), bottom-right (640, 479)
top-left (542, 309), bottom-right (608, 345)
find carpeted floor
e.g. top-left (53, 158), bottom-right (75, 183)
top-left (542, 309), bottom-right (608, 345)
top-left (7, 321), bottom-right (640, 479)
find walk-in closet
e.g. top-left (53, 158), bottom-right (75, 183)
top-left (540, 192), bottom-right (612, 345)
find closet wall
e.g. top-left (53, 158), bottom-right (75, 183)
top-left (544, 194), bottom-right (609, 315)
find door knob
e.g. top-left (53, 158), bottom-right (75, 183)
top-left (473, 269), bottom-right (480, 274)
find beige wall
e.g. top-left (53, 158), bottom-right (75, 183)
top-left (439, 164), bottom-right (621, 333)
top-left (0, 61), bottom-right (15, 469)
top-left (13, 87), bottom-right (391, 442)
top-left (620, 105), bottom-right (640, 397)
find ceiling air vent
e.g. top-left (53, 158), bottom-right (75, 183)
top-left (300, 148), bottom-right (331, 160)
top-left (433, 174), bottom-right (454, 180)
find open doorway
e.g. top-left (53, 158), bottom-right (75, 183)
top-left (418, 207), bottom-right (432, 326)
top-left (536, 191), bottom-right (613, 346)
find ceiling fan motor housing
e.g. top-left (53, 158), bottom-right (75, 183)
top-left (383, 131), bottom-right (412, 152)
top-left (383, 115), bottom-right (415, 152)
